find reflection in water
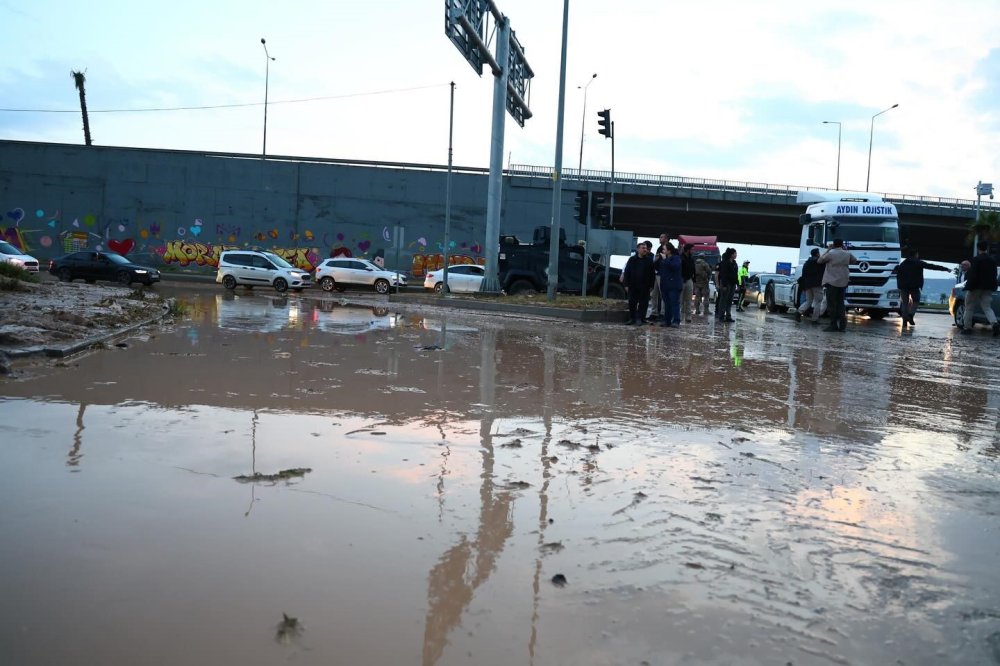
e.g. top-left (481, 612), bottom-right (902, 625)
top-left (2, 291), bottom-right (1000, 665)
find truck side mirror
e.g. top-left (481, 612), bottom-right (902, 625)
top-left (799, 213), bottom-right (812, 225)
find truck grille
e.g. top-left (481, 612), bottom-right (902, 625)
top-left (850, 276), bottom-right (890, 287)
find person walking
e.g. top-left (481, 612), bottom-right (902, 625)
top-left (892, 248), bottom-right (951, 329)
top-left (796, 248), bottom-right (825, 323)
top-left (655, 243), bottom-right (683, 327)
top-left (680, 243), bottom-right (696, 323)
top-left (736, 260), bottom-right (750, 311)
top-left (961, 241), bottom-right (1000, 336)
top-left (622, 242), bottom-right (656, 325)
top-left (693, 256), bottom-right (712, 316)
top-left (818, 238), bottom-right (857, 332)
top-left (716, 248), bottom-right (739, 323)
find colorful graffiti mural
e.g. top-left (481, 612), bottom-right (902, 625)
top-left (157, 241), bottom-right (322, 271)
top-left (411, 253), bottom-right (486, 278)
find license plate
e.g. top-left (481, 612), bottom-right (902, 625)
top-left (852, 288), bottom-right (875, 294)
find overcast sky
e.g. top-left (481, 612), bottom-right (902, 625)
top-left (3, 0), bottom-right (997, 269)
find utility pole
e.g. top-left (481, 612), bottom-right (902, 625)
top-left (442, 82), bottom-right (456, 293)
top-left (546, 0), bottom-right (570, 301)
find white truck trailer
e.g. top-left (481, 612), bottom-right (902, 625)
top-left (768, 191), bottom-right (901, 319)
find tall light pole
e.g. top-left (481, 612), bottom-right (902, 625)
top-left (577, 73), bottom-right (597, 174)
top-left (822, 120), bottom-right (841, 190)
top-left (260, 38), bottom-right (275, 160)
top-left (974, 181), bottom-right (994, 249)
top-left (866, 103), bottom-right (898, 191)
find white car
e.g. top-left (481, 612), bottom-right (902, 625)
top-left (316, 258), bottom-right (407, 294)
top-left (423, 264), bottom-right (485, 293)
top-left (0, 240), bottom-right (40, 272)
top-left (216, 249), bottom-right (313, 293)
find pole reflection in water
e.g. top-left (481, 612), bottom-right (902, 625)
top-left (67, 402), bottom-right (86, 469)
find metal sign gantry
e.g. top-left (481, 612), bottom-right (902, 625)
top-left (446, 0), bottom-right (534, 292)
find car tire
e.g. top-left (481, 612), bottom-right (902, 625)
top-left (273, 277), bottom-right (289, 293)
top-left (222, 274), bottom-right (237, 290)
top-left (606, 283), bottom-right (627, 300)
top-left (507, 279), bottom-right (536, 295)
top-left (765, 286), bottom-right (778, 313)
top-left (434, 282), bottom-right (445, 293)
top-left (58, 267), bottom-right (73, 282)
top-left (116, 270), bottom-right (132, 285)
top-left (374, 279), bottom-right (391, 294)
top-left (953, 301), bottom-right (965, 327)
top-left (319, 276), bottom-right (335, 292)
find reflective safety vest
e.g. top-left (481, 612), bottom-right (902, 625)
top-left (738, 266), bottom-right (749, 285)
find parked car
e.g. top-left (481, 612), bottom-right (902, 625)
top-left (745, 273), bottom-right (793, 309)
top-left (949, 281), bottom-right (1000, 328)
top-left (423, 264), bottom-right (485, 293)
top-left (0, 240), bottom-right (39, 273)
top-left (49, 250), bottom-right (161, 285)
top-left (315, 258), bottom-right (407, 294)
top-left (216, 250), bottom-right (313, 293)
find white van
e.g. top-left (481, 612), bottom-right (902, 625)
top-left (216, 250), bottom-right (313, 293)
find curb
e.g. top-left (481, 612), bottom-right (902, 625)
top-left (4, 302), bottom-right (173, 360)
top-left (388, 293), bottom-right (629, 323)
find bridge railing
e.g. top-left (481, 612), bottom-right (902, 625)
top-left (509, 164), bottom-right (1000, 214)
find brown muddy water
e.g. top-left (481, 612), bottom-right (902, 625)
top-left (1, 288), bottom-right (999, 666)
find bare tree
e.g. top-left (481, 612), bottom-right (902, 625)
top-left (71, 70), bottom-right (93, 146)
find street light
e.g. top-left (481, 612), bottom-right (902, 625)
top-left (822, 120), bottom-right (841, 190)
top-left (974, 180), bottom-right (994, 249)
top-left (866, 103), bottom-right (898, 191)
top-left (261, 38), bottom-right (275, 160)
top-left (577, 73), bottom-right (597, 174)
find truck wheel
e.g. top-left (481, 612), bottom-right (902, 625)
top-left (507, 279), bottom-right (536, 295)
top-left (866, 309), bottom-right (887, 320)
top-left (606, 283), bottom-right (626, 300)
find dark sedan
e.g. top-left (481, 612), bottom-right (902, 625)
top-left (49, 251), bottom-right (161, 286)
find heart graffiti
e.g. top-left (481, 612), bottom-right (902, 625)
top-left (108, 238), bottom-right (135, 255)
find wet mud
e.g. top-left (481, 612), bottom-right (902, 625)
top-left (1, 288), bottom-right (998, 665)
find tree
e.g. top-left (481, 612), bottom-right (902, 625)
top-left (966, 209), bottom-right (1000, 246)
top-left (71, 70), bottom-right (92, 146)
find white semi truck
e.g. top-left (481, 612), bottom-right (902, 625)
top-left (768, 191), bottom-right (901, 319)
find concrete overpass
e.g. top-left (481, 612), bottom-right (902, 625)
top-left (510, 164), bottom-right (996, 264)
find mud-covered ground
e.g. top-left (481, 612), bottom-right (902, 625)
top-left (1, 287), bottom-right (998, 666)
top-left (0, 279), bottom-right (165, 357)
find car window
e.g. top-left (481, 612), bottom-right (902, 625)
top-left (264, 252), bottom-right (294, 269)
top-left (470, 266), bottom-right (485, 275)
top-left (105, 253), bottom-right (129, 264)
top-left (0, 241), bottom-right (19, 255)
top-left (450, 266), bottom-right (470, 275)
top-left (252, 255), bottom-right (275, 269)
top-left (349, 261), bottom-right (368, 271)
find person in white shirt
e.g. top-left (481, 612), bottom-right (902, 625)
top-left (817, 238), bottom-right (857, 332)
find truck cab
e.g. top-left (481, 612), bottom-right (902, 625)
top-left (771, 191), bottom-right (901, 318)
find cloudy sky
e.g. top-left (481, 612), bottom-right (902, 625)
top-left (2, 0), bottom-right (998, 266)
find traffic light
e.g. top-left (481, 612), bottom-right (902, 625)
top-left (597, 109), bottom-right (612, 138)
top-left (592, 194), bottom-right (610, 228)
top-left (573, 191), bottom-right (588, 224)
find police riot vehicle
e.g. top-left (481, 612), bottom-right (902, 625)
top-left (768, 191), bottom-right (901, 319)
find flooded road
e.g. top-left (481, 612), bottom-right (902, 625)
top-left (2, 288), bottom-right (998, 665)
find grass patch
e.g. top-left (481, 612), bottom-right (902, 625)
top-left (166, 299), bottom-right (188, 317)
top-left (0, 263), bottom-right (40, 283)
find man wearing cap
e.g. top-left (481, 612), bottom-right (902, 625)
top-left (736, 260), bottom-right (750, 312)
top-left (818, 238), bottom-right (858, 332)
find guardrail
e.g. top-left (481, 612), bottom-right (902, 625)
top-left (508, 163), bottom-right (999, 214)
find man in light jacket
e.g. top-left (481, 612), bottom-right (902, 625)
top-left (818, 238), bottom-right (857, 332)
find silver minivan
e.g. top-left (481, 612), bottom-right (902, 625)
top-left (216, 250), bottom-right (313, 293)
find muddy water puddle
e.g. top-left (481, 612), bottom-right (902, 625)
top-left (2, 290), bottom-right (999, 665)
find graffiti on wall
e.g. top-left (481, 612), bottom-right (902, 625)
top-left (2, 203), bottom-right (487, 276)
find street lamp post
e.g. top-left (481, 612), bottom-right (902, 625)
top-left (974, 180), bottom-right (994, 249)
top-left (577, 73), bottom-right (597, 175)
top-left (260, 38), bottom-right (275, 160)
top-left (822, 120), bottom-right (841, 190)
top-left (866, 103), bottom-right (898, 191)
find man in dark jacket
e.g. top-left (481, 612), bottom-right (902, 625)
top-left (622, 242), bottom-right (656, 325)
top-left (892, 248), bottom-right (951, 328)
top-left (961, 241), bottom-right (1000, 335)
top-left (796, 248), bottom-right (825, 323)
top-left (716, 248), bottom-right (739, 322)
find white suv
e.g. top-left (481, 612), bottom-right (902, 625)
top-left (315, 258), bottom-right (407, 294)
top-left (216, 250), bottom-right (313, 293)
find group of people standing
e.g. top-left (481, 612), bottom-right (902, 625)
top-left (621, 234), bottom-right (735, 327)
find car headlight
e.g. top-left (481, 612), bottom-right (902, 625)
top-left (887, 289), bottom-right (900, 299)
top-left (135, 269), bottom-right (148, 274)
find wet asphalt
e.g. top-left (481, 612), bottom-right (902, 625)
top-left (1, 285), bottom-right (998, 666)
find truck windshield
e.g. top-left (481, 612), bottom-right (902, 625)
top-left (832, 218), bottom-right (899, 244)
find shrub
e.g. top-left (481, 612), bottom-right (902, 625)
top-left (0, 262), bottom-right (39, 282)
